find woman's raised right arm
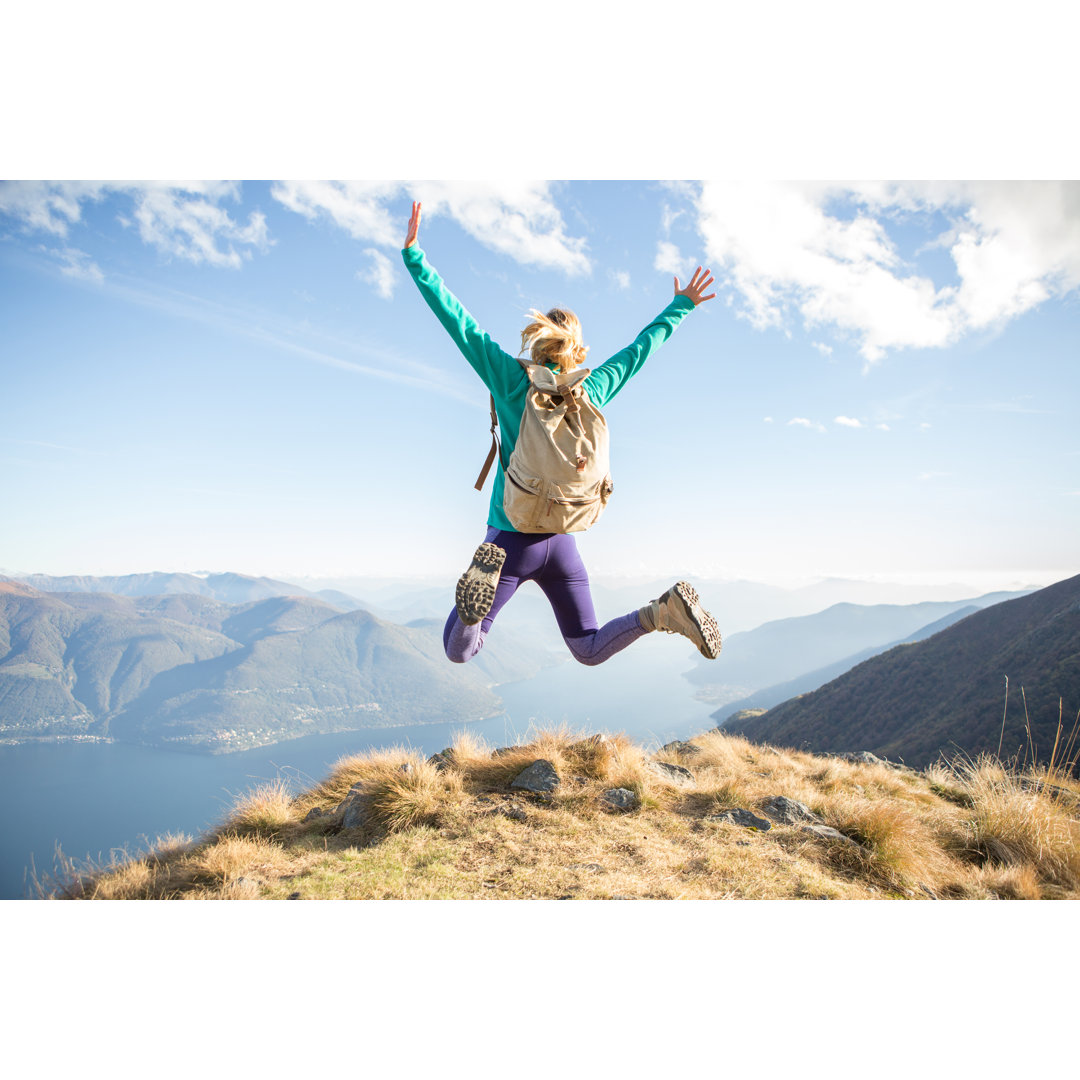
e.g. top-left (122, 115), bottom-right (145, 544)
top-left (401, 201), bottom-right (519, 398)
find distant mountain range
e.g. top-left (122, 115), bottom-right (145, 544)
top-left (15, 570), bottom-right (374, 613)
top-left (6, 567), bottom-right (1073, 765)
top-left (722, 573), bottom-right (1080, 768)
top-left (0, 578), bottom-right (551, 754)
top-left (710, 606), bottom-right (981, 724)
top-left (684, 591), bottom-right (1028, 709)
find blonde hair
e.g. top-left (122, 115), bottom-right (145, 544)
top-left (519, 308), bottom-right (589, 373)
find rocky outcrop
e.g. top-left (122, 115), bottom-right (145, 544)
top-left (660, 740), bottom-right (701, 757)
top-left (340, 783), bottom-right (372, 830)
top-left (801, 823), bottom-right (860, 847)
top-left (759, 796), bottom-right (819, 826)
top-left (708, 808), bottom-right (772, 830)
top-left (510, 760), bottom-right (561, 794)
top-left (600, 788), bottom-right (640, 812)
top-left (644, 760), bottom-right (694, 787)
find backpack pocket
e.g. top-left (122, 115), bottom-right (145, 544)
top-left (503, 464), bottom-right (548, 532)
top-left (504, 464), bottom-right (613, 533)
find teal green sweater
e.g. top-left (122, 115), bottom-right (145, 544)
top-left (402, 244), bottom-right (696, 533)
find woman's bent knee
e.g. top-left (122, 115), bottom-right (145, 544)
top-left (565, 638), bottom-right (603, 666)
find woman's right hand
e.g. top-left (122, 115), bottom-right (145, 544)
top-left (405, 200), bottom-right (422, 248)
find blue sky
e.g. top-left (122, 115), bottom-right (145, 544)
top-left (2, 180), bottom-right (1077, 591)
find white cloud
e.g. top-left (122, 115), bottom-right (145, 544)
top-left (834, 415), bottom-right (862, 428)
top-left (271, 180), bottom-right (590, 276)
top-left (788, 417), bottom-right (826, 433)
top-left (0, 181), bottom-right (272, 269)
top-left (0, 180), bottom-right (109, 235)
top-left (129, 183), bottom-right (271, 268)
top-left (654, 240), bottom-right (685, 276)
top-left (271, 181), bottom-right (400, 246)
top-left (51, 247), bottom-right (104, 285)
top-left (358, 248), bottom-right (397, 300)
top-left (918, 471), bottom-right (951, 481)
top-left (876, 423), bottom-right (890, 431)
top-left (763, 416), bottom-right (774, 423)
top-left (610, 269), bottom-right (631, 290)
top-left (920, 422), bottom-right (932, 429)
top-left (680, 180), bottom-right (1080, 363)
top-left (812, 341), bottom-right (833, 356)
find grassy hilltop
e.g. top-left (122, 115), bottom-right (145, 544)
top-left (45, 725), bottom-right (1080, 901)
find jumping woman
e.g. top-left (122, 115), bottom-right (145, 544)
top-left (402, 200), bottom-right (722, 668)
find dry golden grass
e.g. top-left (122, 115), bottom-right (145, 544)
top-left (53, 728), bottom-right (1080, 901)
top-left (225, 778), bottom-right (298, 836)
top-left (944, 755), bottom-right (1080, 892)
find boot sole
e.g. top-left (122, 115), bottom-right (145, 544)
top-left (455, 543), bottom-right (506, 626)
top-left (672, 581), bottom-right (723, 659)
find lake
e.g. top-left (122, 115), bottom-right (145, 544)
top-left (0, 637), bottom-right (717, 899)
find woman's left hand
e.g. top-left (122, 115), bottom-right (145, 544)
top-left (674, 266), bottom-right (716, 306)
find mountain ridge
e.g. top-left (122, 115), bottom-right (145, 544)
top-left (0, 585), bottom-right (540, 753)
top-left (722, 573), bottom-right (1080, 768)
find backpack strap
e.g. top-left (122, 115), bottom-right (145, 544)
top-left (473, 393), bottom-right (504, 491)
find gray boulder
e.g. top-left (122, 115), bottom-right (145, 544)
top-left (841, 751), bottom-right (882, 765)
top-left (600, 788), bottom-right (640, 812)
top-left (427, 748), bottom-right (455, 771)
top-left (510, 759), bottom-right (560, 794)
top-left (759, 796), bottom-right (821, 826)
top-left (708, 808), bottom-right (772, 831)
top-left (340, 783), bottom-right (372, 830)
top-left (645, 759), bottom-right (695, 787)
top-left (302, 806), bottom-right (327, 823)
top-left (801, 824), bottom-right (859, 846)
top-left (660, 740), bottom-right (701, 756)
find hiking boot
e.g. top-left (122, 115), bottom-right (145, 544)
top-left (640, 581), bottom-right (722, 659)
top-left (455, 542), bottom-right (506, 625)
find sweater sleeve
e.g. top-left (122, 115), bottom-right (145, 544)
top-left (401, 245), bottom-right (522, 400)
top-left (584, 294), bottom-right (697, 408)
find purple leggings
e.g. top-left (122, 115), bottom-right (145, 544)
top-left (443, 527), bottom-right (647, 666)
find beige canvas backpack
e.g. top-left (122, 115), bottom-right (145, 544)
top-left (474, 361), bottom-right (613, 534)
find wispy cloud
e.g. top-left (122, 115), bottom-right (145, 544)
top-left (103, 276), bottom-right (480, 406)
top-left (674, 180), bottom-right (1080, 364)
top-left (1, 438), bottom-right (103, 455)
top-left (271, 181), bottom-right (591, 276)
top-left (609, 269), bottom-right (631, 290)
top-left (1, 181), bottom-right (272, 270)
top-left (834, 415), bottom-right (862, 428)
top-left (918, 471), bottom-right (951, 481)
top-left (49, 246), bottom-right (104, 285)
top-left (271, 181), bottom-right (399, 246)
top-left (812, 341), bottom-right (833, 357)
top-left (358, 248), bottom-right (397, 300)
top-left (0, 180), bottom-right (109, 235)
top-left (128, 183), bottom-right (271, 268)
top-left (788, 417), bottom-right (826, 433)
top-left (956, 397), bottom-right (1051, 415)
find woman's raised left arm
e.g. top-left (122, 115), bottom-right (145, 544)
top-left (585, 266), bottom-right (715, 408)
